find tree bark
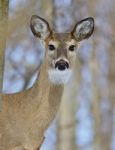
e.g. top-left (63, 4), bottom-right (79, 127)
top-left (53, 1), bottom-right (80, 149)
top-left (89, 40), bottom-right (101, 150)
top-left (0, 0), bottom-right (9, 110)
top-left (57, 65), bottom-right (80, 150)
top-left (0, 0), bottom-right (9, 91)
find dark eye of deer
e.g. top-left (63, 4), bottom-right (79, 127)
top-left (48, 44), bottom-right (55, 51)
top-left (69, 45), bottom-right (75, 51)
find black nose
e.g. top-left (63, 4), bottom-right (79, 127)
top-left (55, 60), bottom-right (69, 71)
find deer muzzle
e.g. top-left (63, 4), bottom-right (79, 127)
top-left (55, 59), bottom-right (69, 71)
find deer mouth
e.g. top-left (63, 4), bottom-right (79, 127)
top-left (48, 68), bottom-right (72, 84)
top-left (55, 60), bottom-right (69, 71)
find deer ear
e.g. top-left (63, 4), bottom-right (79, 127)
top-left (30, 15), bottom-right (52, 40)
top-left (72, 17), bottom-right (94, 41)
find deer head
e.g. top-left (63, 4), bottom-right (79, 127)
top-left (30, 15), bottom-right (94, 84)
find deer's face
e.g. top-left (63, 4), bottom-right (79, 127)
top-left (30, 15), bottom-right (94, 84)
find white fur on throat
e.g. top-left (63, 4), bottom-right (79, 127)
top-left (48, 69), bottom-right (72, 84)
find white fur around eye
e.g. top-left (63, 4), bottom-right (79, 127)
top-left (48, 69), bottom-right (72, 84)
top-left (48, 41), bottom-right (58, 48)
top-left (66, 39), bottom-right (76, 46)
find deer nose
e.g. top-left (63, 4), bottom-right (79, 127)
top-left (55, 60), bottom-right (69, 71)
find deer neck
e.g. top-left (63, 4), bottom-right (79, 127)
top-left (34, 56), bottom-right (64, 106)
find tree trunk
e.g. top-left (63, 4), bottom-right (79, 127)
top-left (0, 0), bottom-right (9, 110)
top-left (89, 40), bottom-right (101, 150)
top-left (52, 1), bottom-right (80, 149)
top-left (57, 65), bottom-right (80, 150)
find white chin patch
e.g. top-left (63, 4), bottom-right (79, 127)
top-left (48, 69), bottom-right (72, 85)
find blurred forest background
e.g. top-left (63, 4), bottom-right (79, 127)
top-left (0, 0), bottom-right (115, 150)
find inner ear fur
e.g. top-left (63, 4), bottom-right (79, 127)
top-left (30, 15), bottom-right (52, 40)
top-left (72, 17), bottom-right (94, 41)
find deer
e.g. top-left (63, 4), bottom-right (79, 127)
top-left (0, 15), bottom-right (94, 150)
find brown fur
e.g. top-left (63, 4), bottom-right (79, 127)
top-left (0, 57), bottom-right (64, 150)
top-left (0, 32), bottom-right (76, 150)
top-left (0, 15), bottom-right (94, 150)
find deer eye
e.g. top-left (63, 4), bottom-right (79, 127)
top-left (48, 44), bottom-right (55, 51)
top-left (69, 45), bottom-right (75, 51)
